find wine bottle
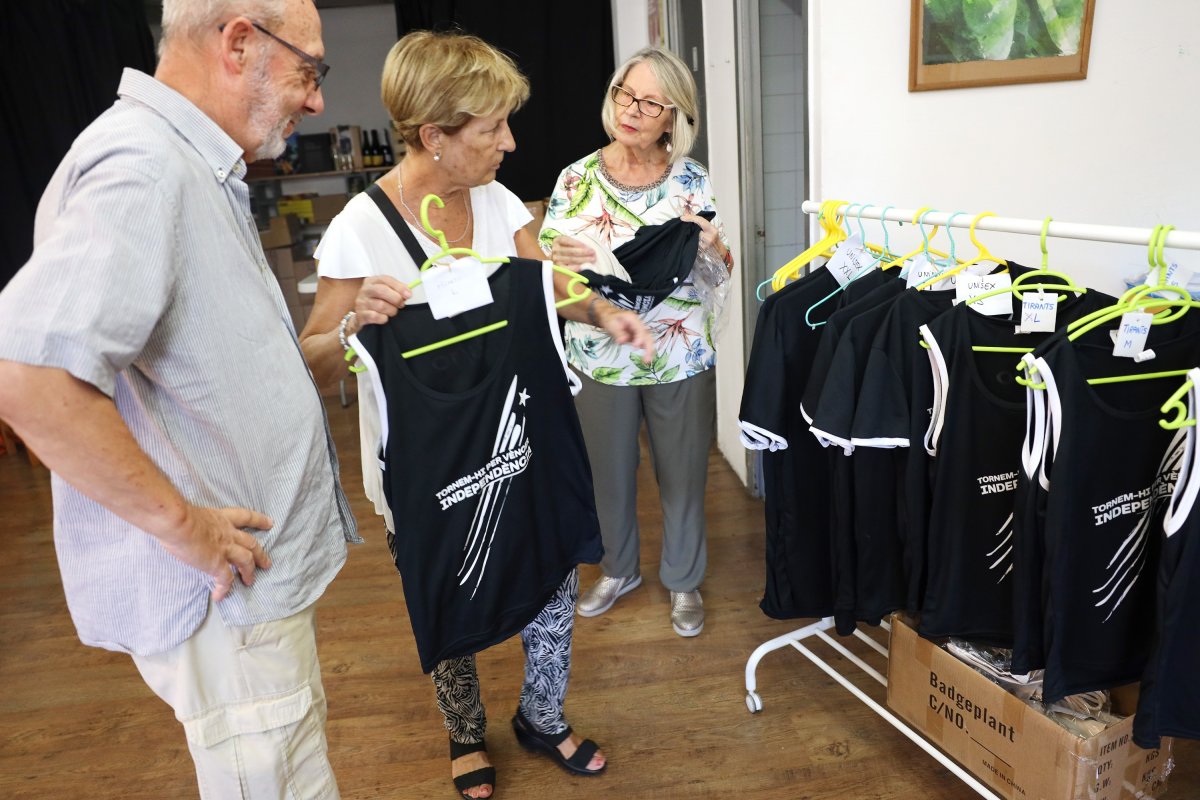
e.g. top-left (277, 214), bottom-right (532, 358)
top-left (369, 130), bottom-right (383, 168)
top-left (380, 128), bottom-right (395, 166)
top-left (359, 129), bottom-right (371, 169)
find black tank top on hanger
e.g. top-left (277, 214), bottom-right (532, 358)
top-left (1034, 316), bottom-right (1200, 702)
top-left (352, 260), bottom-right (603, 672)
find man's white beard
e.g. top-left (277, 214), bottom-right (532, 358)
top-left (248, 53), bottom-right (297, 161)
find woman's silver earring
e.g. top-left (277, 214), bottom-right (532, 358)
top-left (665, 141), bottom-right (673, 154)
top-left (434, 151), bottom-right (441, 162)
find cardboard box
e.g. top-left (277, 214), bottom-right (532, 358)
top-left (264, 245), bottom-right (293, 281)
top-left (276, 194), bottom-right (349, 225)
top-left (886, 616), bottom-right (1172, 800)
top-left (259, 214), bottom-right (301, 249)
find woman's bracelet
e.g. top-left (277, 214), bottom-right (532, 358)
top-left (337, 311), bottom-right (356, 351)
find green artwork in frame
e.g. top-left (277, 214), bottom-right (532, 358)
top-left (909, 0), bottom-right (1096, 91)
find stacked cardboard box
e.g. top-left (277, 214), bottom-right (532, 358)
top-left (276, 193), bottom-right (349, 225)
top-left (886, 616), bottom-right (1173, 800)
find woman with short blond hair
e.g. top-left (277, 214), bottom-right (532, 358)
top-left (300, 30), bottom-right (649, 800)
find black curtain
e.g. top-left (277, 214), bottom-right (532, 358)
top-left (1, 0), bottom-right (155, 288)
top-left (392, 0), bottom-right (614, 202)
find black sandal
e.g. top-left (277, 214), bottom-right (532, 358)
top-left (450, 738), bottom-right (495, 799)
top-left (511, 710), bottom-right (607, 776)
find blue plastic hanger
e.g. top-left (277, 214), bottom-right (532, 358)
top-left (910, 210), bottom-right (964, 286)
top-left (802, 203), bottom-right (887, 329)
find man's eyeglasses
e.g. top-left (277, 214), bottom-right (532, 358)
top-left (219, 20), bottom-right (330, 88)
top-left (610, 85), bottom-right (674, 118)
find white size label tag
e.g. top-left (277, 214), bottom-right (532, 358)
top-left (423, 257), bottom-right (494, 319)
top-left (1163, 262), bottom-right (1193, 291)
top-left (905, 254), bottom-right (939, 288)
top-left (1018, 291), bottom-right (1059, 333)
top-left (824, 235), bottom-right (874, 287)
top-left (965, 260), bottom-right (998, 276)
top-left (1111, 311), bottom-right (1153, 358)
top-left (957, 273), bottom-right (1012, 316)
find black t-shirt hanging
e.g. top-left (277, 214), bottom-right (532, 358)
top-left (739, 267), bottom-right (842, 619)
top-left (803, 274), bottom-right (908, 633)
top-left (352, 260), bottom-right (603, 672)
top-left (916, 291), bottom-right (1112, 645)
top-left (851, 261), bottom-right (1033, 613)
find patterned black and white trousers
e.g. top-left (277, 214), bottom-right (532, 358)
top-left (431, 568), bottom-right (579, 744)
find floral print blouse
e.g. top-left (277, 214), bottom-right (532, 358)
top-left (539, 150), bottom-right (724, 386)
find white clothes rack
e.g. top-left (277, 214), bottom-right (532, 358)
top-left (742, 200), bottom-right (1200, 800)
top-left (799, 201), bottom-right (1200, 251)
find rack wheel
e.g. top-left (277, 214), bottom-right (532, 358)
top-left (746, 691), bottom-right (763, 713)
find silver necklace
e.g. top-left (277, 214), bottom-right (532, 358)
top-left (396, 172), bottom-right (472, 245)
top-left (597, 148), bottom-right (670, 193)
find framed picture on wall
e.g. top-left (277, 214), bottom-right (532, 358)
top-left (909, 0), bottom-right (1096, 91)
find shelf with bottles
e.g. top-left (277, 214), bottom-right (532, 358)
top-left (245, 167), bottom-right (390, 185)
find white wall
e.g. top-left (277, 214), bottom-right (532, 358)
top-left (703, 0), bottom-right (748, 484)
top-left (809, 0), bottom-right (1200, 295)
top-left (611, 0), bottom-right (651, 63)
top-left (277, 4), bottom-right (396, 195)
top-left (608, 0), bottom-right (747, 482)
top-left (298, 4), bottom-right (396, 141)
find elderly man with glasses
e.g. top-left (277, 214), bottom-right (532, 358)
top-left (0, 1), bottom-right (356, 797)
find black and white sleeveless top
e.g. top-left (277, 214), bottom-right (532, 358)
top-left (1030, 315), bottom-right (1200, 702)
top-left (351, 259), bottom-right (603, 672)
top-left (1134, 366), bottom-right (1200, 748)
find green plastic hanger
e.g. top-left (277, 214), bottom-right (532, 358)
top-left (409, 193), bottom-right (511, 289)
top-left (347, 192), bottom-right (593, 363)
top-left (1160, 374), bottom-right (1197, 430)
top-left (1018, 227), bottom-right (1182, 388)
top-left (1021, 294), bottom-right (1200, 390)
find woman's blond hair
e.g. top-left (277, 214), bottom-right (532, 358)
top-left (382, 30), bottom-right (530, 151)
top-left (601, 47), bottom-right (699, 164)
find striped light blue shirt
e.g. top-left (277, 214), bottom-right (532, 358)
top-left (0, 69), bottom-right (360, 656)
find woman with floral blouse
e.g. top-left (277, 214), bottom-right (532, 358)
top-left (539, 46), bottom-right (733, 639)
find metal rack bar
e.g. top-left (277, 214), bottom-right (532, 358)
top-left (744, 616), bottom-right (1001, 800)
top-left (800, 201), bottom-right (1200, 251)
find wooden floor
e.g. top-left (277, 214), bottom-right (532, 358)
top-left (2, 399), bottom-right (1197, 799)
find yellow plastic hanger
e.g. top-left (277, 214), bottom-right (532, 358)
top-left (771, 199), bottom-right (848, 291)
top-left (913, 211), bottom-right (1008, 291)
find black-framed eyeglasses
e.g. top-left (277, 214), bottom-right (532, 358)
top-left (610, 85), bottom-right (675, 118)
top-left (219, 20), bottom-right (330, 88)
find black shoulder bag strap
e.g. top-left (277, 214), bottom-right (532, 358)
top-left (365, 182), bottom-right (427, 266)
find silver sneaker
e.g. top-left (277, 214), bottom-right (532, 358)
top-left (577, 574), bottom-right (642, 617)
top-left (670, 590), bottom-right (704, 637)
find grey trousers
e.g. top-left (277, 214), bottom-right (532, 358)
top-left (573, 368), bottom-right (716, 592)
